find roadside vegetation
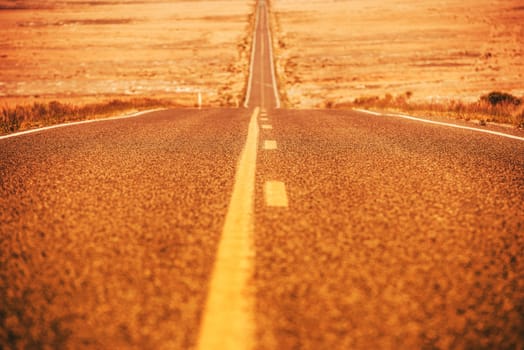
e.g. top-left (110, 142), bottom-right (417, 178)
top-left (0, 98), bottom-right (176, 134)
top-left (332, 91), bottom-right (524, 128)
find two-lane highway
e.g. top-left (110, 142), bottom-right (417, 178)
top-left (1, 0), bottom-right (524, 349)
top-left (244, 0), bottom-right (280, 110)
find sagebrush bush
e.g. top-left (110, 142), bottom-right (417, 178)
top-left (481, 91), bottom-right (521, 106)
top-left (0, 98), bottom-right (173, 134)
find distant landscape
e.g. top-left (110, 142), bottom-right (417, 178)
top-left (1, 0), bottom-right (524, 133)
top-left (270, 0), bottom-right (524, 125)
top-left (0, 0), bottom-right (254, 132)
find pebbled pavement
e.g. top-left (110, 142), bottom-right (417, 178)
top-left (1, 105), bottom-right (523, 350)
top-left (254, 108), bottom-right (524, 349)
top-left (2, 0), bottom-right (524, 346)
top-left (0, 108), bottom-right (249, 349)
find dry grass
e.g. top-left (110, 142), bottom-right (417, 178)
top-left (0, 0), bottom-right (258, 135)
top-left (0, 98), bottom-right (175, 134)
top-left (0, 0), bottom-right (255, 108)
top-left (333, 91), bottom-right (524, 127)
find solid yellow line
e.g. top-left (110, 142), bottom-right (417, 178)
top-left (264, 181), bottom-right (288, 207)
top-left (263, 140), bottom-right (277, 150)
top-left (196, 107), bottom-right (259, 350)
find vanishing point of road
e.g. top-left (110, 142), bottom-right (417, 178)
top-left (1, 1), bottom-right (523, 349)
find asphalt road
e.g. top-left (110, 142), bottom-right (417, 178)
top-left (255, 108), bottom-right (524, 349)
top-left (1, 0), bottom-right (524, 349)
top-left (1, 109), bottom-right (249, 348)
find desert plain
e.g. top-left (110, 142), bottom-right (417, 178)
top-left (270, 0), bottom-right (524, 111)
top-left (0, 0), bottom-right (255, 109)
top-left (1, 0), bottom-right (524, 126)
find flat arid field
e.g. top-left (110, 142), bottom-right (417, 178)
top-left (0, 0), bottom-right (255, 108)
top-left (270, 0), bottom-right (524, 113)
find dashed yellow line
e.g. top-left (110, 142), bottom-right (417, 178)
top-left (264, 181), bottom-right (289, 207)
top-left (263, 140), bottom-right (277, 150)
top-left (261, 125), bottom-right (272, 130)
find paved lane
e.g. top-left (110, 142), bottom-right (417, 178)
top-left (2, 0), bottom-right (524, 348)
top-left (245, 0), bottom-right (279, 110)
top-left (195, 0), bottom-right (278, 348)
top-left (0, 108), bottom-right (248, 348)
top-left (254, 108), bottom-right (524, 349)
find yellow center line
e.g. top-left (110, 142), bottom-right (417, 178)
top-left (196, 107), bottom-right (259, 350)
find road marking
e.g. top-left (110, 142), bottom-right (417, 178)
top-left (260, 15), bottom-right (265, 109)
top-left (261, 124), bottom-right (272, 130)
top-left (260, 117), bottom-right (269, 122)
top-left (354, 108), bottom-right (524, 142)
top-left (243, 3), bottom-right (260, 108)
top-left (264, 181), bottom-right (288, 207)
top-left (263, 140), bottom-right (277, 150)
top-left (196, 107), bottom-right (259, 350)
top-left (263, 2), bottom-right (281, 108)
top-left (353, 108), bottom-right (382, 116)
top-left (0, 109), bottom-right (166, 141)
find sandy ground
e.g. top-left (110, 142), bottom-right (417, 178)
top-left (269, 0), bottom-right (524, 108)
top-left (0, 0), bottom-right (255, 107)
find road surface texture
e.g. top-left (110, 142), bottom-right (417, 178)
top-left (1, 0), bottom-right (524, 349)
top-left (254, 109), bottom-right (524, 349)
top-left (1, 109), bottom-right (249, 348)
